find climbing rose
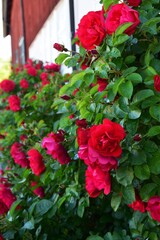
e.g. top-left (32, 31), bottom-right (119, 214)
top-left (27, 149), bottom-right (46, 176)
top-left (127, 0), bottom-right (142, 7)
top-left (146, 196), bottom-right (160, 222)
top-left (105, 3), bottom-right (140, 35)
top-left (20, 79), bottom-right (29, 89)
top-left (77, 11), bottom-right (106, 50)
top-left (10, 142), bottom-right (29, 168)
top-left (8, 95), bottom-right (21, 112)
top-left (85, 165), bottom-right (111, 198)
top-left (0, 79), bottom-right (16, 92)
top-left (27, 66), bottom-right (37, 76)
top-left (0, 185), bottom-right (16, 212)
top-left (42, 132), bottom-right (70, 165)
top-left (128, 195), bottom-right (146, 213)
top-left (0, 199), bottom-right (8, 215)
top-left (88, 119), bottom-right (126, 158)
top-left (154, 75), bottom-right (160, 92)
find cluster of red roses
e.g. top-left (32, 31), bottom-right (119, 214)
top-left (76, 1), bottom-right (141, 51)
top-left (0, 59), bottom-right (61, 112)
top-left (77, 118), bottom-right (126, 197)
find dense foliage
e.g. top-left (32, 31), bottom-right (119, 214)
top-left (1, 0), bottom-right (160, 239)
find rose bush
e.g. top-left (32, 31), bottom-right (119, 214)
top-left (0, 0), bottom-right (160, 239)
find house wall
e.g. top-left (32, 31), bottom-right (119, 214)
top-left (29, 0), bottom-right (102, 65)
top-left (10, 0), bottom-right (59, 65)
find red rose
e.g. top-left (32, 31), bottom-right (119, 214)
top-left (77, 127), bottom-right (90, 146)
top-left (10, 142), bottom-right (29, 168)
top-left (128, 195), bottom-right (146, 213)
top-left (42, 133), bottom-right (70, 165)
top-left (154, 74), bottom-right (160, 92)
top-left (31, 182), bottom-right (45, 198)
top-left (85, 166), bottom-right (111, 198)
top-left (0, 185), bottom-right (16, 209)
top-left (20, 79), bottom-right (29, 89)
top-left (40, 72), bottom-right (48, 81)
top-left (44, 63), bottom-right (60, 72)
top-left (127, 0), bottom-right (141, 7)
top-left (77, 11), bottom-right (106, 50)
top-left (88, 119), bottom-right (126, 157)
top-left (146, 196), bottom-right (160, 222)
top-left (105, 3), bottom-right (140, 35)
top-left (27, 66), bottom-right (37, 76)
top-left (8, 95), bottom-right (21, 112)
top-left (0, 79), bottom-right (16, 92)
top-left (27, 149), bottom-right (46, 176)
top-left (76, 119), bottom-right (88, 128)
top-left (97, 78), bottom-right (108, 92)
top-left (0, 199), bottom-right (8, 215)
top-left (53, 43), bottom-right (66, 52)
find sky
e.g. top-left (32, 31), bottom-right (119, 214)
top-left (0, 0), bottom-right (11, 60)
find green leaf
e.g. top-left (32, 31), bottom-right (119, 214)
top-left (128, 107), bottom-right (141, 119)
top-left (113, 34), bottom-right (130, 46)
top-left (125, 55), bottom-right (136, 64)
top-left (94, 57), bottom-right (110, 78)
top-left (55, 53), bottom-right (69, 64)
top-left (116, 166), bottom-right (134, 186)
top-left (149, 105), bottom-right (160, 121)
top-left (64, 54), bottom-right (80, 67)
top-left (134, 164), bottom-right (150, 180)
top-left (115, 22), bottom-right (133, 36)
top-left (130, 150), bottom-right (147, 165)
top-left (147, 126), bottom-right (160, 137)
top-left (112, 77), bottom-right (125, 95)
top-left (144, 49), bottom-right (151, 67)
top-left (118, 81), bottom-right (133, 99)
top-left (103, 0), bottom-right (118, 11)
top-left (126, 73), bottom-right (142, 85)
top-left (132, 89), bottom-right (154, 104)
top-left (22, 220), bottom-right (34, 230)
top-left (86, 236), bottom-right (104, 240)
top-left (147, 151), bottom-right (160, 175)
top-left (140, 183), bottom-right (157, 201)
top-left (122, 67), bottom-right (137, 77)
top-left (122, 185), bottom-right (135, 204)
top-left (35, 200), bottom-right (53, 216)
top-left (111, 193), bottom-right (121, 212)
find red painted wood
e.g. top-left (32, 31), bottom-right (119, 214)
top-left (10, 0), bottom-right (59, 64)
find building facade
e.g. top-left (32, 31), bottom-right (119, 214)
top-left (2, 0), bottom-right (101, 65)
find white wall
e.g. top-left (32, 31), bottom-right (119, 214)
top-left (29, 0), bottom-right (102, 65)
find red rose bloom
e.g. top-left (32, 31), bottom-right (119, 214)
top-left (44, 63), bottom-right (60, 72)
top-left (20, 79), bottom-right (29, 89)
top-left (77, 11), bottom-right (106, 50)
top-left (85, 166), bottom-right (111, 198)
top-left (128, 195), bottom-right (146, 213)
top-left (27, 66), bottom-right (37, 76)
top-left (27, 149), bottom-right (46, 176)
top-left (0, 79), bottom-right (16, 92)
top-left (105, 3), bottom-right (140, 35)
top-left (154, 74), bottom-right (160, 92)
top-left (31, 182), bottom-right (45, 198)
top-left (0, 185), bottom-right (16, 209)
top-left (0, 199), bottom-right (9, 215)
top-left (10, 142), bottom-right (29, 168)
top-left (127, 0), bottom-right (141, 7)
top-left (146, 196), bottom-right (160, 222)
top-left (42, 132), bottom-right (70, 165)
top-left (8, 95), bottom-right (21, 112)
top-left (88, 119), bottom-right (126, 158)
top-left (76, 119), bottom-right (88, 128)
